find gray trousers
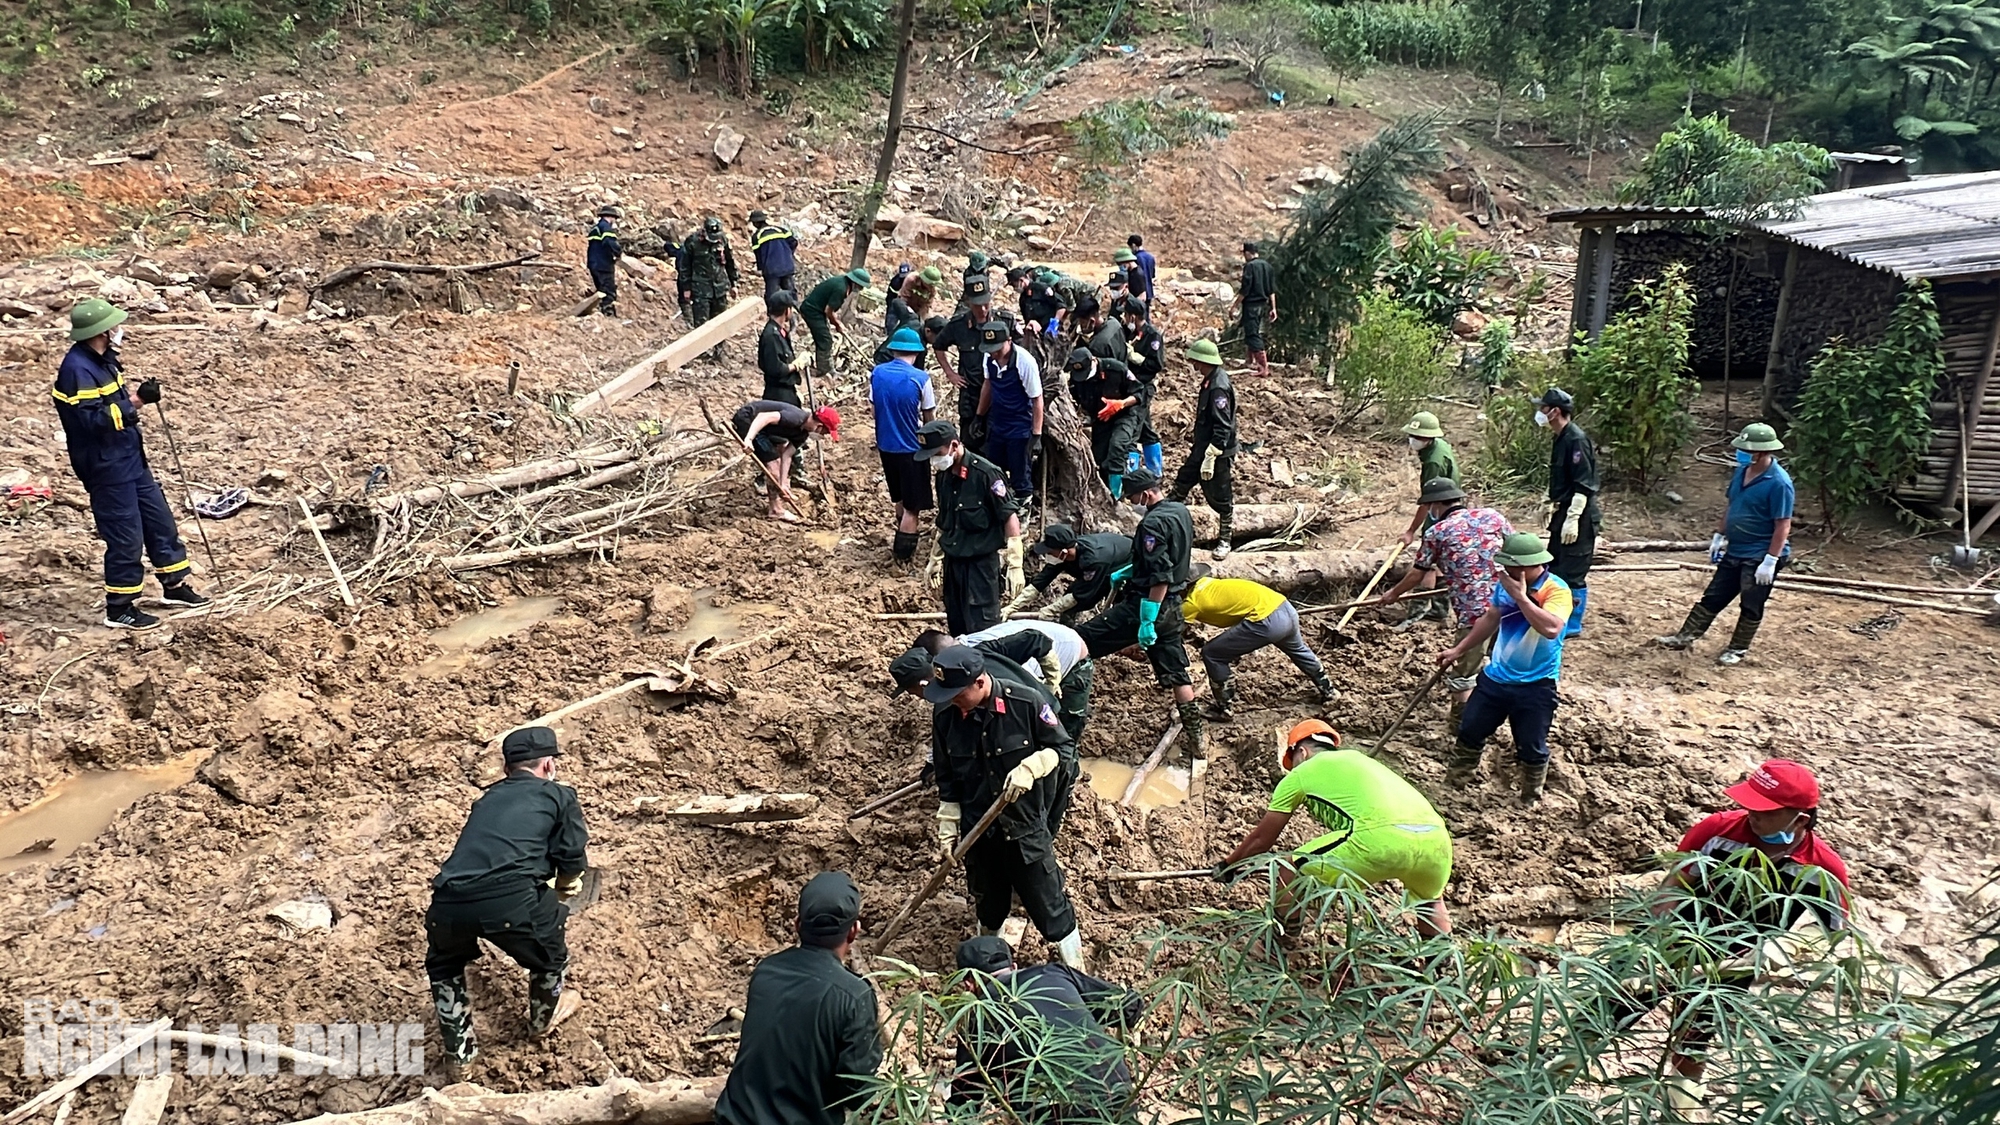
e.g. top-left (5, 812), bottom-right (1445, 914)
top-left (1201, 601), bottom-right (1323, 685)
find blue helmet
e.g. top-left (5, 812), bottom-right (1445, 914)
top-left (887, 326), bottom-right (925, 354)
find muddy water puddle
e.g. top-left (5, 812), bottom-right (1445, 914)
top-left (0, 751), bottom-right (207, 873)
top-left (420, 597), bottom-right (567, 674)
top-left (1082, 758), bottom-right (1206, 810)
top-left (665, 590), bottom-right (782, 648)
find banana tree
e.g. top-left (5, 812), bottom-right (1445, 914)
top-left (702, 0), bottom-right (783, 96)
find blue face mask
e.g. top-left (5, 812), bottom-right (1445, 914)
top-left (1736, 449), bottom-right (1753, 467)
top-left (1756, 827), bottom-right (1797, 845)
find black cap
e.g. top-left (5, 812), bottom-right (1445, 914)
top-left (703, 216), bottom-right (723, 238)
top-left (924, 314), bottom-right (949, 335)
top-left (797, 871), bottom-right (862, 941)
top-left (923, 645), bottom-right (986, 704)
top-left (1242, 240), bottom-right (1260, 253)
top-left (977, 323), bottom-right (1010, 354)
top-left (501, 725), bottom-right (559, 766)
top-left (1536, 387), bottom-right (1575, 412)
top-left (1107, 270), bottom-right (1126, 287)
top-left (1005, 265), bottom-right (1031, 285)
top-left (597, 205), bottom-right (621, 218)
top-left (1418, 477), bottom-right (1467, 504)
top-left (1074, 296), bottom-right (1102, 319)
top-left (1034, 523), bottom-right (1078, 555)
top-left (749, 208), bottom-right (768, 225)
top-left (915, 420), bottom-right (958, 452)
top-left (964, 277), bottom-right (993, 306)
top-left (955, 935), bottom-right (1014, 973)
top-left (1123, 297), bottom-right (1148, 320)
top-left (1120, 467), bottom-right (1160, 498)
top-left (765, 291), bottom-right (796, 314)
top-left (1064, 347), bottom-right (1095, 374)
top-left (888, 646), bottom-right (932, 697)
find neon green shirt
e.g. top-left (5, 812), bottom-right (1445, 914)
top-left (1269, 749), bottom-right (1445, 855)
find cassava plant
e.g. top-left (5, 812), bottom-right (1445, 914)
top-left (1567, 262), bottom-right (1699, 492)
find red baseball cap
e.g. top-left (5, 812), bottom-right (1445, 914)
top-left (1725, 759), bottom-right (1820, 812)
top-left (813, 405), bottom-right (841, 441)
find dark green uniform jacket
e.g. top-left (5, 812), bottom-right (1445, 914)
top-left (933, 664), bottom-right (1074, 850)
top-left (1191, 367), bottom-right (1237, 454)
top-left (1549, 423), bottom-right (1601, 530)
top-left (935, 451), bottom-right (1017, 559)
top-left (1029, 532), bottom-right (1132, 613)
top-left (1130, 499), bottom-right (1194, 597)
top-left (1418, 436), bottom-right (1459, 485)
top-left (758, 319), bottom-right (799, 404)
top-left (714, 945), bottom-right (882, 1125)
top-left (431, 774), bottom-right (588, 901)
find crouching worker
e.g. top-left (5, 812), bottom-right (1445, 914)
top-left (732, 398), bottom-right (840, 524)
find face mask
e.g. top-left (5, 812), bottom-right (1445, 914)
top-left (1408, 437), bottom-right (1422, 451)
top-left (929, 453), bottom-right (954, 471)
top-left (110, 327), bottom-right (124, 347)
top-left (1533, 410), bottom-right (1550, 427)
top-left (1757, 827), bottom-right (1797, 846)
top-left (1736, 449), bottom-right (1753, 467)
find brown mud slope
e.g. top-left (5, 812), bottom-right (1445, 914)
top-left (1, 29), bottom-right (1998, 1125)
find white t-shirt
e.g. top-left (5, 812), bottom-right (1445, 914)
top-left (960, 619), bottom-right (1087, 680)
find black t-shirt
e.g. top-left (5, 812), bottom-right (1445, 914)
top-left (431, 774), bottom-right (588, 900)
top-left (1241, 257), bottom-right (1276, 303)
top-left (733, 399), bottom-right (812, 445)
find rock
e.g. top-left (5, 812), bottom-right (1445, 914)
top-left (477, 186), bottom-right (535, 213)
top-left (713, 125), bottom-right (745, 167)
top-left (267, 900), bottom-right (333, 935)
top-left (1450, 308), bottom-right (1489, 339)
top-left (200, 751), bottom-right (285, 806)
top-left (647, 583), bottom-right (694, 634)
top-left (0, 297), bottom-right (42, 320)
top-left (1296, 164), bottom-right (1342, 189)
top-left (891, 212), bottom-right (966, 246)
top-left (352, 213), bottom-right (408, 248)
top-left (123, 260), bottom-right (169, 286)
top-left (1205, 283), bottom-right (1234, 311)
top-left (97, 276), bottom-right (145, 307)
top-left (872, 204), bottom-right (905, 233)
top-left (1663, 490), bottom-right (1684, 505)
top-left (228, 281), bottom-right (260, 306)
top-left (1026, 235), bottom-right (1056, 251)
top-left (244, 263), bottom-right (270, 284)
top-left (611, 126), bottom-right (631, 137)
top-left (258, 468), bottom-right (292, 487)
top-left (1014, 205), bottom-right (1052, 225)
top-left (207, 261), bottom-right (250, 289)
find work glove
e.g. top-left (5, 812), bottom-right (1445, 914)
top-left (1709, 533), bottom-right (1728, 564)
top-left (1003, 586), bottom-right (1039, 620)
top-left (1137, 598), bottom-right (1161, 648)
top-left (1002, 748), bottom-right (1058, 802)
top-left (790, 355), bottom-right (811, 372)
top-left (1039, 651), bottom-right (1063, 688)
top-left (1126, 346), bottom-right (1145, 366)
top-left (1200, 445), bottom-right (1219, 481)
top-left (136, 378), bottom-right (162, 405)
top-left (1755, 554), bottom-right (1779, 586)
top-left (1560, 494), bottom-right (1588, 545)
top-left (554, 871), bottom-right (585, 901)
top-left (1004, 536), bottom-right (1027, 601)
top-left (936, 801), bottom-right (961, 861)
top-left (1039, 592), bottom-right (1078, 619)
top-left (924, 539), bottom-right (944, 592)
top-left (1095, 399), bottom-right (1127, 422)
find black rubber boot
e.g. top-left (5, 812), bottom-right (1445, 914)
top-left (1176, 699), bottom-right (1207, 761)
top-left (1447, 740), bottom-right (1482, 783)
top-left (891, 529), bottom-right (918, 561)
top-left (1205, 678), bottom-right (1234, 721)
top-left (431, 975), bottom-right (477, 1067)
top-left (1725, 614), bottom-right (1762, 653)
top-left (1310, 672), bottom-right (1337, 702)
top-left (1212, 516), bottom-right (1233, 560)
top-left (1520, 762), bottom-right (1549, 802)
top-left (526, 969), bottom-right (567, 1036)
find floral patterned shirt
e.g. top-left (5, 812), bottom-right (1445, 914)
top-left (1414, 506), bottom-right (1513, 627)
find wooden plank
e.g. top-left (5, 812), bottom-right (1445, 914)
top-left (572, 296), bottom-right (764, 416)
top-left (3, 1018), bottom-right (172, 1125)
top-left (1588, 225), bottom-right (1617, 340)
top-left (1940, 286), bottom-right (2000, 506)
top-left (632, 793), bottom-right (820, 823)
top-left (1761, 243), bottom-right (1800, 421)
top-left (121, 1074), bottom-right (175, 1125)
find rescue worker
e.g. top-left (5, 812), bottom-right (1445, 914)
top-left (1006, 523), bottom-right (1132, 624)
top-left (1010, 266), bottom-right (1066, 366)
top-left (1232, 240), bottom-right (1277, 378)
top-left (732, 399), bottom-right (841, 524)
top-left (870, 327), bottom-right (937, 563)
top-left (681, 216), bottom-right (741, 329)
top-left (1112, 247), bottom-right (1147, 309)
top-left (1395, 411), bottom-right (1459, 624)
top-left (1127, 233), bottom-right (1157, 302)
top-left (1374, 478), bottom-right (1511, 729)
top-left (947, 935), bottom-right (1144, 1121)
top-left (800, 267), bottom-right (872, 377)
top-left (926, 645), bottom-right (1085, 969)
top-left (1167, 338), bottom-right (1237, 560)
top-left (1120, 298), bottom-right (1166, 479)
top-left (934, 277), bottom-right (1019, 453)
top-left (1436, 532), bottom-right (1572, 802)
top-left (52, 299), bottom-right (208, 630)
top-left (1183, 565), bottom-right (1335, 717)
top-left (912, 620), bottom-right (1094, 744)
top-left (1075, 469), bottom-right (1203, 762)
top-left (902, 265), bottom-right (944, 319)
top-left (1079, 297), bottom-right (1126, 380)
top-left (975, 323), bottom-right (1045, 507)
top-left (1537, 387), bottom-right (1599, 638)
top-left (714, 872), bottom-right (882, 1125)
top-left (586, 205), bottom-right (621, 317)
top-left (1105, 269), bottom-right (1132, 322)
top-left (878, 267), bottom-right (941, 364)
top-left (1217, 720), bottom-right (1452, 937)
top-left (747, 208), bottom-right (798, 297)
top-left (962, 250), bottom-right (994, 300)
top-left (655, 220), bottom-right (690, 320)
top-left (918, 420), bottom-right (1023, 636)
top-left (1655, 423), bottom-right (1794, 666)
top-left (1064, 348), bottom-right (1142, 497)
top-left (425, 726), bottom-right (588, 1069)
top-left (756, 291), bottom-right (809, 406)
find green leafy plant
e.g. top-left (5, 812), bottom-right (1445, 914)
top-left (1476, 318), bottom-right (1514, 390)
top-left (1925, 897), bottom-right (2000, 1124)
top-left (1378, 224), bottom-right (1507, 327)
top-left (780, 0), bottom-right (886, 73)
top-left (1790, 281), bottom-right (1944, 528)
top-left (1474, 348), bottom-right (1561, 498)
top-left (1064, 97), bottom-right (1231, 168)
top-left (1331, 290), bottom-right (1448, 429)
top-left (1617, 113), bottom-right (1834, 226)
top-left (1306, 1), bottom-right (1474, 70)
top-left (1567, 262), bottom-right (1699, 492)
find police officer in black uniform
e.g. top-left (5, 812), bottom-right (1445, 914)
top-left (925, 645), bottom-right (1087, 970)
top-left (425, 726), bottom-right (589, 1070)
top-left (1121, 297), bottom-right (1167, 479)
top-left (933, 278), bottom-right (1018, 454)
top-left (757, 291), bottom-right (808, 406)
top-left (1063, 348), bottom-right (1144, 497)
top-left (1538, 387), bottom-right (1600, 638)
top-left (1004, 522), bottom-right (1132, 623)
top-left (1076, 468), bottom-right (1203, 761)
top-left (918, 420), bottom-right (1023, 636)
top-left (1169, 337), bottom-right (1240, 560)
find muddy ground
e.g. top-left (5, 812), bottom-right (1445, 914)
top-left (3, 28), bottom-right (2000, 1125)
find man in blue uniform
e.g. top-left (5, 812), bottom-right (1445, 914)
top-left (870, 326), bottom-right (937, 562)
top-left (51, 299), bottom-right (208, 630)
top-left (747, 208), bottom-right (798, 297)
top-left (586, 205), bottom-right (621, 316)
top-left (1127, 233), bottom-right (1157, 301)
top-left (1655, 423), bottom-right (1795, 666)
top-left (975, 323), bottom-right (1045, 508)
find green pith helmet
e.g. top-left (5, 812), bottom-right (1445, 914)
top-left (1401, 411), bottom-right (1445, 439)
top-left (1732, 422), bottom-right (1784, 452)
top-left (1417, 477), bottom-right (1466, 504)
top-left (1494, 532), bottom-right (1554, 568)
top-left (917, 265), bottom-right (943, 285)
top-left (1186, 338), bottom-right (1224, 367)
top-left (967, 251), bottom-right (989, 271)
top-left (69, 298), bottom-right (127, 343)
top-left (1113, 247), bottom-right (1137, 264)
top-left (843, 267), bottom-right (872, 287)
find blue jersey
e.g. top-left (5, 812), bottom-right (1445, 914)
top-left (1725, 460), bottom-right (1794, 559)
top-left (1485, 571), bottom-right (1573, 684)
top-left (869, 359), bottom-right (933, 454)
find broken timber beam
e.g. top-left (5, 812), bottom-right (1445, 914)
top-left (283, 1076), bottom-right (724, 1125)
top-left (572, 296), bottom-right (765, 416)
top-left (1207, 547), bottom-right (1400, 594)
top-left (633, 793), bottom-right (820, 823)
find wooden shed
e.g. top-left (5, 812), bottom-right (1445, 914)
top-left (1550, 171), bottom-right (2000, 538)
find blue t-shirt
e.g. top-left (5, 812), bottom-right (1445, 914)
top-left (1725, 460), bottom-right (1794, 559)
top-left (983, 349), bottom-right (1044, 439)
top-left (869, 360), bottom-right (932, 454)
top-left (1484, 570), bottom-right (1573, 685)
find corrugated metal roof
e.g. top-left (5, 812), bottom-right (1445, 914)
top-left (1753, 171), bottom-right (2000, 281)
top-left (1544, 204), bottom-right (1710, 224)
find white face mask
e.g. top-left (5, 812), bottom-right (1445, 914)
top-left (929, 453), bottom-right (954, 471)
top-left (109, 327), bottom-right (124, 347)
top-left (1533, 410), bottom-right (1550, 427)
top-left (1407, 437), bottom-right (1422, 451)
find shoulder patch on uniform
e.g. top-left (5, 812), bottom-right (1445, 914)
top-left (1214, 394), bottom-right (1229, 411)
top-left (1080, 568), bottom-right (1098, 581)
top-left (991, 478), bottom-right (1009, 497)
top-left (1572, 448), bottom-right (1584, 464)
top-left (1142, 533), bottom-right (1158, 552)
top-left (1039, 702), bottom-right (1059, 727)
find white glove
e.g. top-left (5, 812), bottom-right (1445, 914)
top-left (1560, 494), bottom-right (1588, 545)
top-left (936, 801), bottom-right (961, 860)
top-left (1004, 536), bottom-right (1026, 600)
top-left (1003, 587), bottom-right (1038, 620)
top-left (790, 355), bottom-right (811, 372)
top-left (1755, 554), bottom-right (1779, 585)
top-left (1709, 533), bottom-right (1727, 564)
top-left (1039, 651), bottom-right (1063, 688)
top-left (1200, 445), bottom-right (1218, 481)
top-left (1002, 748), bottom-right (1058, 801)
top-left (554, 872), bottom-right (584, 901)
top-left (1038, 592), bottom-right (1078, 619)
top-left (924, 539), bottom-right (944, 591)
top-left (1126, 346), bottom-right (1144, 365)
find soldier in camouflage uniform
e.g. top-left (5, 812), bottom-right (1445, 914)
top-left (682, 216), bottom-right (742, 328)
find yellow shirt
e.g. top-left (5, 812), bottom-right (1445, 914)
top-left (1183, 576), bottom-right (1287, 627)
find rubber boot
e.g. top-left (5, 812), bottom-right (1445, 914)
top-left (1310, 671), bottom-right (1337, 703)
top-left (1211, 515), bottom-right (1233, 560)
top-left (1561, 587), bottom-right (1588, 639)
top-left (1520, 762), bottom-right (1549, 802)
top-left (1447, 740), bottom-right (1482, 784)
top-left (431, 975), bottom-right (478, 1068)
top-left (1056, 930), bottom-right (1087, 972)
top-left (1176, 699), bottom-right (1207, 763)
top-left (1205, 677), bottom-right (1234, 721)
top-left (1144, 442), bottom-right (1164, 477)
top-left (1126, 448), bottom-right (1143, 475)
top-left (526, 969), bottom-right (569, 1036)
top-left (1657, 603), bottom-right (1719, 649)
top-left (891, 529), bottom-right (917, 562)
top-left (1719, 613), bottom-right (1762, 666)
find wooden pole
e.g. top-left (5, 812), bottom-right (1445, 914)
top-left (849, 0), bottom-right (920, 270)
top-left (849, 777), bottom-right (927, 820)
top-left (1333, 542), bottom-right (1405, 634)
top-left (1099, 868), bottom-right (1212, 883)
top-left (1567, 227), bottom-right (1596, 355)
top-left (872, 795), bottom-right (1014, 954)
top-left (1587, 224), bottom-right (1617, 341)
top-left (1294, 588), bottom-right (1442, 617)
top-left (1120, 720), bottom-right (1184, 808)
top-left (1365, 665), bottom-right (1445, 754)
top-left (4, 1019), bottom-right (172, 1125)
top-left (1722, 249), bottom-right (1738, 438)
top-left (1944, 288), bottom-right (2000, 506)
top-left (298, 498), bottom-right (356, 608)
top-left (1760, 243), bottom-right (1799, 421)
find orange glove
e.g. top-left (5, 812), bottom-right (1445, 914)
top-left (1095, 400), bottom-right (1126, 422)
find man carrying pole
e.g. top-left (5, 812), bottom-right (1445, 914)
top-left (1375, 478), bottom-right (1511, 730)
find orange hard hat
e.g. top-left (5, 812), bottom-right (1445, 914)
top-left (1281, 719), bottom-right (1340, 770)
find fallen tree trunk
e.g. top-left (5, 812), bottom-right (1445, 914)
top-left (572, 297), bottom-right (765, 415)
top-left (1208, 548), bottom-right (1400, 594)
top-left (284, 1076), bottom-right (724, 1125)
top-left (441, 535), bottom-right (614, 573)
top-left (315, 252), bottom-right (537, 294)
top-left (633, 793), bottom-right (820, 823)
top-left (373, 440), bottom-right (632, 511)
top-left (1181, 503), bottom-right (1322, 544)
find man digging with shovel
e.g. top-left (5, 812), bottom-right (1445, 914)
top-left (731, 398), bottom-right (840, 524)
top-left (1375, 478), bottom-right (1511, 732)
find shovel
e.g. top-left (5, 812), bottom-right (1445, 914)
top-left (564, 867), bottom-right (605, 915)
top-left (1325, 542), bottom-right (1407, 646)
top-left (1953, 406), bottom-right (1984, 569)
top-left (1360, 664), bottom-right (1446, 756)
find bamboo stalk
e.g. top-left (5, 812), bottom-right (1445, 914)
top-left (1099, 868), bottom-right (1213, 883)
top-left (298, 497), bottom-right (356, 608)
top-left (1121, 720), bottom-right (1184, 808)
top-left (873, 795), bottom-right (1016, 954)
